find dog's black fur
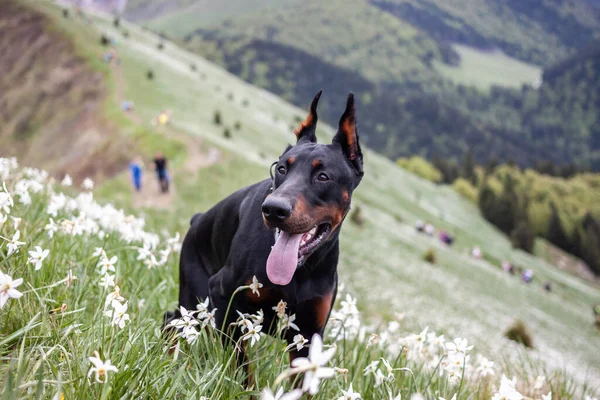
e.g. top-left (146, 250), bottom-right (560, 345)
top-left (164, 91), bottom-right (363, 368)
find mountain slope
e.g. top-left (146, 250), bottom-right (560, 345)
top-left (14, 0), bottom-right (600, 386)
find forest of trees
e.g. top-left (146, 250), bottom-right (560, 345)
top-left (409, 153), bottom-right (600, 276)
top-left (185, 33), bottom-right (600, 170)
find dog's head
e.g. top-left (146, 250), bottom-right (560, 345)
top-left (262, 90), bottom-right (364, 285)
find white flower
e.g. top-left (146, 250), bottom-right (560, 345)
top-left (88, 352), bottom-right (118, 383)
top-left (446, 338), bottom-right (473, 357)
top-left (411, 395), bottom-right (425, 400)
top-left (5, 230), bottom-right (26, 256)
top-left (541, 392), bottom-right (552, 400)
top-left (273, 300), bottom-right (287, 318)
top-left (363, 360), bottom-right (379, 376)
top-left (92, 247), bottom-right (106, 258)
top-left (260, 388), bottom-right (303, 400)
top-left (98, 256), bottom-right (118, 275)
top-left (0, 270), bottom-right (24, 308)
top-left (337, 383), bottom-right (361, 400)
top-left (285, 334), bottom-right (308, 352)
top-left (99, 274), bottom-right (116, 288)
top-left (28, 246), bottom-right (50, 271)
top-left (168, 306), bottom-right (200, 331)
top-left (196, 298), bottom-right (210, 316)
top-left (11, 217), bottom-right (21, 229)
top-left (242, 323), bottom-right (263, 347)
top-left (534, 375), bottom-right (546, 390)
top-left (104, 300), bottom-right (130, 329)
top-left (492, 375), bottom-right (523, 400)
top-left (476, 356), bottom-right (495, 377)
top-left (61, 174), bottom-right (73, 186)
top-left (388, 391), bottom-right (402, 400)
top-left (381, 358), bottom-right (396, 382)
top-left (0, 182), bottom-right (13, 214)
top-left (236, 311), bottom-right (253, 333)
top-left (166, 232), bottom-right (182, 253)
top-left (82, 178), bottom-right (94, 190)
top-left (282, 313), bottom-right (300, 331)
top-left (105, 285), bottom-right (125, 307)
top-left (439, 394), bottom-right (456, 400)
top-left (289, 334), bottom-right (336, 395)
top-left (17, 191), bottom-right (31, 205)
top-left (249, 275), bottom-right (263, 296)
top-left (374, 368), bottom-right (386, 386)
top-left (44, 218), bottom-right (59, 238)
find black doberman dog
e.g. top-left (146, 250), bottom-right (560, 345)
top-left (165, 90), bottom-right (364, 370)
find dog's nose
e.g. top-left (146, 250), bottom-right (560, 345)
top-left (262, 197), bottom-right (292, 223)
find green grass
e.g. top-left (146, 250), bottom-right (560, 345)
top-left (434, 44), bottom-right (542, 90)
top-left (2, 1), bottom-right (600, 397)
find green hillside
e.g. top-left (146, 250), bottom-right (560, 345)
top-left (1, 1), bottom-right (599, 396)
top-left (123, 0), bottom-right (600, 171)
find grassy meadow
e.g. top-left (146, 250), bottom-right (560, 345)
top-left (1, 1), bottom-right (599, 398)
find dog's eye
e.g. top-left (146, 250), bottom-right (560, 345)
top-left (317, 173), bottom-right (329, 182)
top-left (277, 166), bottom-right (287, 175)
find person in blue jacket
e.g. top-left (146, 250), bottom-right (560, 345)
top-left (129, 156), bottom-right (143, 192)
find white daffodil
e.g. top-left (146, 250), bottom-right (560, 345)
top-left (273, 300), bottom-right (287, 318)
top-left (88, 352), bottom-right (118, 383)
top-left (168, 306), bottom-right (200, 331)
top-left (92, 247), bottom-right (106, 258)
top-left (282, 313), bottom-right (300, 331)
top-left (82, 178), bottom-right (94, 190)
top-left (541, 392), bottom-right (552, 400)
top-left (98, 274), bottom-right (116, 288)
top-left (446, 338), bottom-right (473, 357)
top-left (476, 356), bottom-right (495, 377)
top-left (104, 299), bottom-right (130, 329)
top-left (285, 334), bottom-right (308, 352)
top-left (440, 394), bottom-right (457, 400)
top-left (249, 275), bottom-right (263, 296)
top-left (0, 270), bottom-right (23, 308)
top-left (97, 256), bottom-right (118, 275)
top-left (289, 334), bottom-right (336, 395)
top-left (105, 285), bottom-right (125, 307)
top-left (252, 309), bottom-right (264, 324)
top-left (61, 174), bottom-right (73, 186)
top-left (492, 375), bottom-right (523, 400)
top-left (5, 230), bottom-right (26, 256)
top-left (363, 360), bottom-right (379, 376)
top-left (0, 183), bottom-right (13, 214)
top-left (236, 311), bottom-right (253, 333)
top-left (11, 216), bottom-right (21, 228)
top-left (388, 391), bottom-right (402, 400)
top-left (196, 298), bottom-right (210, 316)
top-left (44, 218), bottom-right (58, 238)
top-left (260, 388), bottom-right (303, 400)
top-left (337, 382), bottom-right (361, 400)
top-left (28, 246), bottom-right (50, 271)
top-left (242, 323), bottom-right (263, 347)
top-left (411, 395), bottom-right (425, 400)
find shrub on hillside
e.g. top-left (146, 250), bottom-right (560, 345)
top-left (113, 17), bottom-right (120, 27)
top-left (396, 157), bottom-right (442, 184)
top-left (223, 127), bottom-right (231, 139)
top-left (422, 248), bottom-right (436, 264)
top-left (122, 30), bottom-right (129, 38)
top-left (453, 178), bottom-right (478, 202)
top-left (190, 63), bottom-right (197, 72)
top-left (146, 70), bottom-right (154, 80)
top-left (100, 34), bottom-right (110, 46)
top-left (214, 111), bottom-right (222, 125)
top-left (157, 42), bottom-right (165, 50)
top-left (63, 8), bottom-right (69, 18)
top-left (350, 205), bottom-right (365, 226)
top-left (504, 320), bottom-right (533, 348)
top-left (510, 222), bottom-right (535, 253)
top-left (234, 121), bottom-right (241, 130)
top-left (227, 93), bottom-right (234, 101)
top-left (242, 99), bottom-right (249, 107)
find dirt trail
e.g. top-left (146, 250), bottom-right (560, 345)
top-left (109, 60), bottom-right (221, 209)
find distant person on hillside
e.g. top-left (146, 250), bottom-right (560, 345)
top-left (129, 156), bottom-right (143, 192)
top-left (522, 269), bottom-right (534, 283)
top-left (424, 223), bottom-right (435, 236)
top-left (439, 230), bottom-right (454, 246)
top-left (502, 260), bottom-right (514, 274)
top-left (153, 153), bottom-right (169, 193)
top-left (471, 246), bottom-right (482, 259)
top-left (543, 281), bottom-right (552, 292)
top-left (415, 220), bottom-right (424, 233)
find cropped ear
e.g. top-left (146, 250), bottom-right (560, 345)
top-left (333, 93), bottom-right (363, 176)
top-left (294, 90), bottom-right (322, 143)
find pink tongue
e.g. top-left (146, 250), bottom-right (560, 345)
top-left (266, 231), bottom-right (303, 285)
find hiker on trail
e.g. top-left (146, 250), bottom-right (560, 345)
top-left (471, 246), bottom-right (482, 259)
top-left (415, 220), bottom-right (424, 233)
top-left (129, 156), bottom-right (143, 192)
top-left (522, 269), bottom-right (534, 283)
top-left (424, 222), bottom-right (435, 236)
top-left (439, 230), bottom-right (454, 246)
top-left (153, 153), bottom-right (169, 193)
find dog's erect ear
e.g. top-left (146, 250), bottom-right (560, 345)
top-left (294, 90), bottom-right (322, 144)
top-left (333, 92), bottom-right (363, 176)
